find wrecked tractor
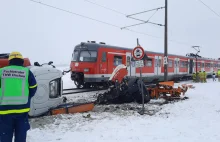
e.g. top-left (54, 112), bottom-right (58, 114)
top-left (95, 65), bottom-right (151, 105)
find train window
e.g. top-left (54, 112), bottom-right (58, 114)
top-left (168, 60), bottom-right (173, 67)
top-left (79, 50), bottom-right (97, 62)
top-left (145, 60), bottom-right (152, 67)
top-left (180, 61), bottom-right (184, 67)
top-left (202, 63), bottom-right (204, 68)
top-left (71, 50), bottom-right (79, 61)
top-left (181, 61), bottom-right (183, 67)
top-left (114, 56), bottom-right (122, 66)
top-left (102, 52), bottom-right (107, 62)
top-left (127, 56), bottom-right (131, 67)
top-left (206, 63), bottom-right (209, 68)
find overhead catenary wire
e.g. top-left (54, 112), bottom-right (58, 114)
top-left (126, 7), bottom-right (165, 17)
top-left (29, 0), bottom-right (162, 38)
top-left (84, 0), bottom-right (126, 16)
top-left (29, 0), bottom-right (120, 28)
top-left (197, 0), bottom-right (220, 18)
top-left (29, 0), bottom-right (191, 47)
top-left (84, 0), bottom-right (164, 27)
top-left (83, 1), bottom-right (190, 46)
top-left (122, 9), bottom-right (164, 29)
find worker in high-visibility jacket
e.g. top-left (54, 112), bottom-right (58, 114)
top-left (0, 52), bottom-right (37, 142)
top-left (192, 72), bottom-right (196, 82)
top-left (218, 69), bottom-right (220, 82)
top-left (196, 72), bottom-right (200, 82)
top-left (199, 71), bottom-right (203, 83)
top-left (203, 71), bottom-right (207, 83)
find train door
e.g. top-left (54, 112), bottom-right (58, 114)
top-left (188, 59), bottom-right (194, 74)
top-left (201, 61), bottom-right (205, 71)
top-left (154, 56), bottom-right (162, 75)
top-left (100, 52), bottom-right (108, 74)
top-left (174, 58), bottom-right (179, 74)
top-left (126, 52), bottom-right (135, 76)
top-left (107, 52), bottom-right (126, 74)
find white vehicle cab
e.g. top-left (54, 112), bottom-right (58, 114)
top-left (28, 62), bottom-right (64, 117)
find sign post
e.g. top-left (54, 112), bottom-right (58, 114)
top-left (132, 41), bottom-right (145, 115)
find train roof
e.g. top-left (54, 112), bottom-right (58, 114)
top-left (75, 42), bottom-right (219, 62)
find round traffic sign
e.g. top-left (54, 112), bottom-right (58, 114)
top-left (132, 46), bottom-right (145, 60)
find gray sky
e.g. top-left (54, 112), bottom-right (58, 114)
top-left (1, 0), bottom-right (220, 65)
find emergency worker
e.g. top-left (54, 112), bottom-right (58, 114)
top-left (218, 69), bottom-right (220, 82)
top-left (196, 72), bottom-right (199, 82)
top-left (203, 71), bottom-right (207, 83)
top-left (199, 71), bottom-right (203, 83)
top-left (212, 71), bottom-right (216, 81)
top-left (0, 52), bottom-right (37, 142)
top-left (192, 72), bottom-right (196, 82)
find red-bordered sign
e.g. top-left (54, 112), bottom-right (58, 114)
top-left (132, 46), bottom-right (145, 60)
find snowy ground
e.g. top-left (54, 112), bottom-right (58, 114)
top-left (27, 67), bottom-right (220, 142)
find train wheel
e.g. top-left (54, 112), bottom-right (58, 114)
top-left (84, 83), bottom-right (91, 89)
top-left (74, 81), bottom-right (84, 89)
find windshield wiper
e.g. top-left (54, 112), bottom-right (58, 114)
top-left (85, 48), bottom-right (91, 57)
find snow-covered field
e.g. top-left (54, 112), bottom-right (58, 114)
top-left (27, 67), bottom-right (220, 142)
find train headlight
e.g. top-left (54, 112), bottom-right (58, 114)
top-left (84, 68), bottom-right (89, 72)
top-left (49, 78), bottom-right (61, 98)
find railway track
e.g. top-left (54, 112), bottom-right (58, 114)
top-left (62, 88), bottom-right (107, 95)
top-left (62, 79), bottom-right (194, 96)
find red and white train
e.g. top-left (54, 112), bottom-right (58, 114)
top-left (70, 41), bottom-right (220, 88)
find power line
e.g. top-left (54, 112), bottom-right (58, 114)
top-left (122, 9), bottom-right (164, 29)
top-left (29, 0), bottom-right (191, 47)
top-left (29, 0), bottom-right (162, 38)
top-left (29, 0), bottom-right (120, 28)
top-left (197, 0), bottom-right (220, 18)
top-left (84, 0), bottom-right (163, 27)
top-left (84, 0), bottom-right (126, 16)
top-left (127, 7), bottom-right (164, 17)
top-left (82, 0), bottom-right (196, 47)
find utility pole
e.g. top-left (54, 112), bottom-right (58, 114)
top-left (164, 0), bottom-right (168, 81)
top-left (192, 46), bottom-right (200, 82)
top-left (121, 1), bottom-right (168, 81)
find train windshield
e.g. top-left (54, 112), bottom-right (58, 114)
top-left (79, 50), bottom-right (97, 62)
top-left (72, 50), bottom-right (79, 61)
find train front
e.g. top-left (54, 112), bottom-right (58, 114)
top-left (70, 43), bottom-right (98, 88)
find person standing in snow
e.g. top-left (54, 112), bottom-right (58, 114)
top-left (212, 71), bottom-right (216, 81)
top-left (192, 72), bottom-right (196, 82)
top-left (203, 71), bottom-right (207, 83)
top-left (199, 71), bottom-right (203, 83)
top-left (0, 52), bottom-right (37, 142)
